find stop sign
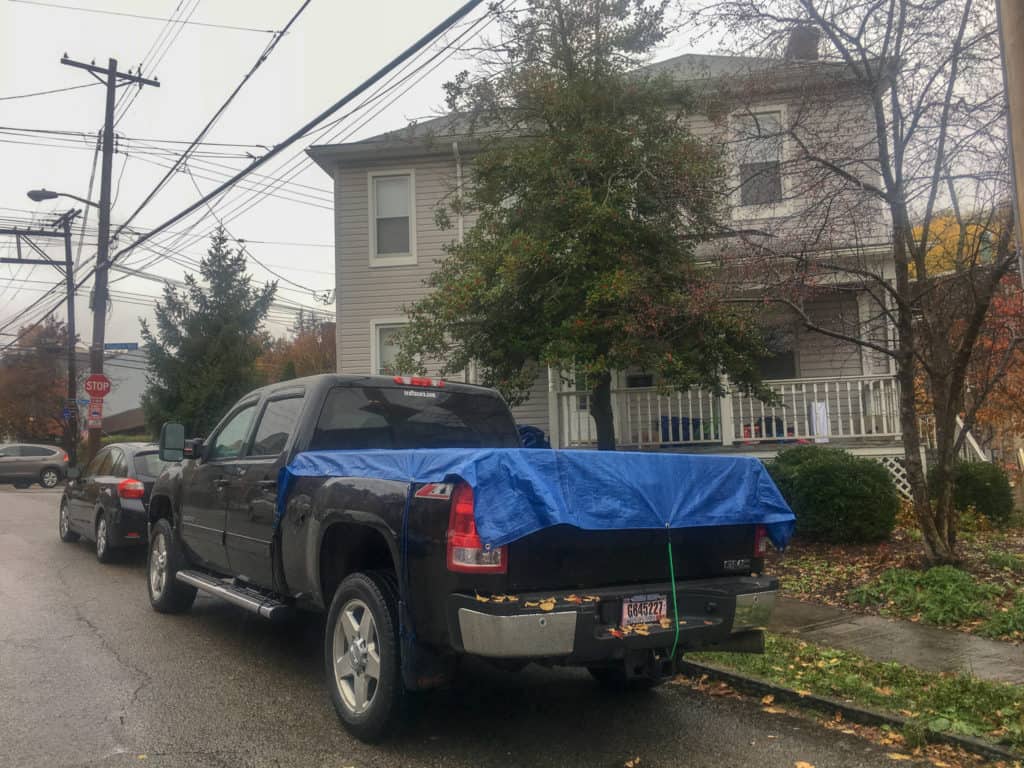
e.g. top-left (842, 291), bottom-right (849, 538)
top-left (84, 373), bottom-right (112, 398)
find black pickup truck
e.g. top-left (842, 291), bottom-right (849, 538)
top-left (148, 374), bottom-right (778, 741)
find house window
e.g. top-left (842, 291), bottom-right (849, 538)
top-left (736, 111), bottom-right (784, 207)
top-left (757, 324), bottom-right (797, 380)
top-left (370, 172), bottom-right (415, 265)
top-left (373, 322), bottom-right (405, 375)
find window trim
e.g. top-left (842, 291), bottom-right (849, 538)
top-left (729, 104), bottom-right (791, 218)
top-left (247, 394), bottom-right (305, 459)
top-left (370, 317), bottom-right (408, 376)
top-left (368, 169), bottom-right (417, 267)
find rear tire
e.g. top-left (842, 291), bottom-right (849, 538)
top-left (324, 570), bottom-right (406, 742)
top-left (588, 665), bottom-right (663, 692)
top-left (95, 512), bottom-right (115, 563)
top-left (58, 500), bottom-right (79, 542)
top-left (147, 518), bottom-right (197, 613)
top-left (39, 468), bottom-right (61, 488)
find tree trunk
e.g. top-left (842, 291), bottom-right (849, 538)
top-left (590, 370), bottom-right (616, 450)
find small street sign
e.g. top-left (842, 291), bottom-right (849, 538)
top-left (84, 373), bottom-right (113, 398)
top-left (87, 398), bottom-right (103, 428)
top-left (104, 342), bottom-right (139, 351)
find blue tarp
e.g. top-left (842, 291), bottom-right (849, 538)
top-left (277, 449), bottom-right (794, 549)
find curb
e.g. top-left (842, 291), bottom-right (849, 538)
top-left (677, 659), bottom-right (1022, 764)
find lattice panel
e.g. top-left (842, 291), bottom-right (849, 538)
top-left (878, 455), bottom-right (913, 500)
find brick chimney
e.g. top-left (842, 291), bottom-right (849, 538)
top-left (784, 26), bottom-right (821, 61)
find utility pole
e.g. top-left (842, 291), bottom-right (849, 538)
top-left (0, 210), bottom-right (80, 464)
top-left (60, 55), bottom-right (158, 460)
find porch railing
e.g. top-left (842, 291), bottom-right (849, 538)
top-left (555, 375), bottom-right (902, 449)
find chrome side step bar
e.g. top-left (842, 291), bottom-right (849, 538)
top-left (176, 570), bottom-right (291, 621)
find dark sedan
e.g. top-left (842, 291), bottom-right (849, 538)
top-left (58, 442), bottom-right (170, 563)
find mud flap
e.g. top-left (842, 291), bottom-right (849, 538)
top-left (400, 599), bottom-right (456, 690)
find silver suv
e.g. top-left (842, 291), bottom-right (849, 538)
top-left (0, 444), bottom-right (69, 488)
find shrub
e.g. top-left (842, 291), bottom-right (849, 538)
top-left (945, 462), bottom-right (1015, 526)
top-left (850, 566), bottom-right (1000, 626)
top-left (768, 446), bottom-right (899, 544)
top-left (979, 593), bottom-right (1024, 640)
top-left (985, 550), bottom-right (1024, 574)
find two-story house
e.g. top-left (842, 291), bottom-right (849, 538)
top-left (308, 38), bottom-right (979, 493)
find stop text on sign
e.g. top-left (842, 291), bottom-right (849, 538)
top-left (84, 373), bottom-right (112, 398)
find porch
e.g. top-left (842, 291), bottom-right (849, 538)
top-left (552, 374), bottom-right (902, 452)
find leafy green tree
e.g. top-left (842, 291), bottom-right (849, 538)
top-left (395, 0), bottom-right (769, 449)
top-left (141, 227), bottom-right (276, 436)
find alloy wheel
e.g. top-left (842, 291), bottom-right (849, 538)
top-left (332, 598), bottom-right (381, 714)
top-left (41, 469), bottom-right (59, 488)
top-left (149, 533), bottom-right (167, 598)
top-left (59, 503), bottom-right (69, 537)
top-left (96, 517), bottom-right (108, 558)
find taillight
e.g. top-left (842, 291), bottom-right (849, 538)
top-left (393, 375), bottom-right (446, 388)
top-left (117, 478), bottom-right (145, 500)
top-left (446, 483), bottom-right (506, 573)
top-left (754, 524), bottom-right (769, 557)
top-left (62, 452), bottom-right (69, 463)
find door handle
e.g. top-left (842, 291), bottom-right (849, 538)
top-left (214, 478), bottom-right (231, 489)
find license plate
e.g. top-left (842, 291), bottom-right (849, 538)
top-left (621, 594), bottom-right (668, 626)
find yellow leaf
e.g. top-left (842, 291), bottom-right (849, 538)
top-left (796, 689), bottom-right (811, 697)
top-left (762, 706), bottom-right (786, 714)
top-left (761, 694), bottom-right (775, 705)
top-left (833, 711), bottom-right (843, 723)
top-left (524, 601), bottom-right (540, 608)
top-left (887, 754), bottom-right (913, 761)
top-left (475, 593), bottom-right (490, 603)
top-left (539, 600), bottom-right (555, 612)
top-left (794, 762), bottom-right (815, 768)
top-left (624, 758), bottom-right (640, 768)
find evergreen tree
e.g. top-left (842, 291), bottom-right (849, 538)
top-left (141, 227), bottom-right (276, 436)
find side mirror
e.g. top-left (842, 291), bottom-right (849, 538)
top-left (159, 422), bottom-right (186, 462)
top-left (183, 438), bottom-right (205, 462)
top-left (66, 467), bottom-right (81, 480)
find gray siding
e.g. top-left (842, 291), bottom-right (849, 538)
top-left (508, 371), bottom-right (550, 435)
top-left (797, 293), bottom-right (865, 378)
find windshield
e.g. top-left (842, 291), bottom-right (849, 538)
top-left (309, 385), bottom-right (520, 451)
top-left (134, 451), bottom-right (170, 478)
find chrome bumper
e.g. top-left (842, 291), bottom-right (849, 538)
top-left (457, 608), bottom-right (578, 658)
top-left (732, 590), bottom-right (777, 633)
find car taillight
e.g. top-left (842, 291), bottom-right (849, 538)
top-left (62, 452), bottom-right (69, 463)
top-left (117, 478), bottom-right (145, 500)
top-left (446, 483), bottom-right (506, 573)
top-left (393, 375), bottom-right (446, 387)
top-left (754, 524), bottom-right (769, 557)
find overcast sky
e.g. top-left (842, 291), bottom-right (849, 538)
top-left (0, 0), bottom-right (707, 349)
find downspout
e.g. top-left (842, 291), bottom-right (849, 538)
top-left (453, 141), bottom-right (473, 383)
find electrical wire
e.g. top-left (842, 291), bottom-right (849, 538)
top-left (9, 0), bottom-right (281, 33)
top-left (0, 82), bottom-right (99, 101)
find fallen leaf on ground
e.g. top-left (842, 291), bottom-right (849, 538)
top-left (624, 758), bottom-right (640, 767)
top-left (796, 689), bottom-right (811, 697)
top-left (794, 762), bottom-right (815, 768)
top-left (762, 706), bottom-right (787, 714)
top-left (761, 694), bottom-right (775, 705)
top-left (887, 754), bottom-right (913, 761)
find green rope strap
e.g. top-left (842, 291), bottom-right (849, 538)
top-left (667, 537), bottom-right (680, 661)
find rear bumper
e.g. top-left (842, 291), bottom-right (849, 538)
top-left (110, 500), bottom-right (148, 546)
top-left (447, 576), bottom-right (778, 662)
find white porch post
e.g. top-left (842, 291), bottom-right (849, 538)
top-left (720, 376), bottom-right (735, 445)
top-left (547, 366), bottom-right (562, 448)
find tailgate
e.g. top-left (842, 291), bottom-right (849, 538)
top-left (504, 524), bottom-right (760, 592)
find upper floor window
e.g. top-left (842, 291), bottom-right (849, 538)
top-left (369, 171), bottom-right (416, 266)
top-left (735, 111), bottom-right (784, 208)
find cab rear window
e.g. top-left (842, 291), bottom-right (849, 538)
top-left (310, 385), bottom-right (520, 451)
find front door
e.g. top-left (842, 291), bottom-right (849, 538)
top-left (179, 402), bottom-right (258, 574)
top-left (225, 394), bottom-right (304, 589)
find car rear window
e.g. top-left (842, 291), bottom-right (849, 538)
top-left (134, 452), bottom-right (170, 478)
top-left (310, 385), bottom-right (520, 451)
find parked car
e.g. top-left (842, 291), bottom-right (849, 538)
top-left (0, 443), bottom-right (69, 488)
top-left (59, 442), bottom-right (169, 563)
top-left (146, 374), bottom-right (787, 741)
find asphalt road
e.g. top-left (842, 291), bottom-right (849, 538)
top-left (1, 487), bottom-right (911, 768)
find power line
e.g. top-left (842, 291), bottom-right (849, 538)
top-left (9, 0), bottom-right (281, 33)
top-left (115, 0), bottom-right (314, 238)
top-left (0, 82), bottom-right (99, 101)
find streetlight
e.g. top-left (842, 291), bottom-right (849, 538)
top-left (27, 188), bottom-right (99, 209)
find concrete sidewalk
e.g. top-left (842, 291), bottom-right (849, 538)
top-left (769, 597), bottom-right (1024, 684)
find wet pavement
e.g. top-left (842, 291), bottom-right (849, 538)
top-left (771, 596), bottom-right (1024, 684)
top-left (2, 487), bottom-right (930, 767)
